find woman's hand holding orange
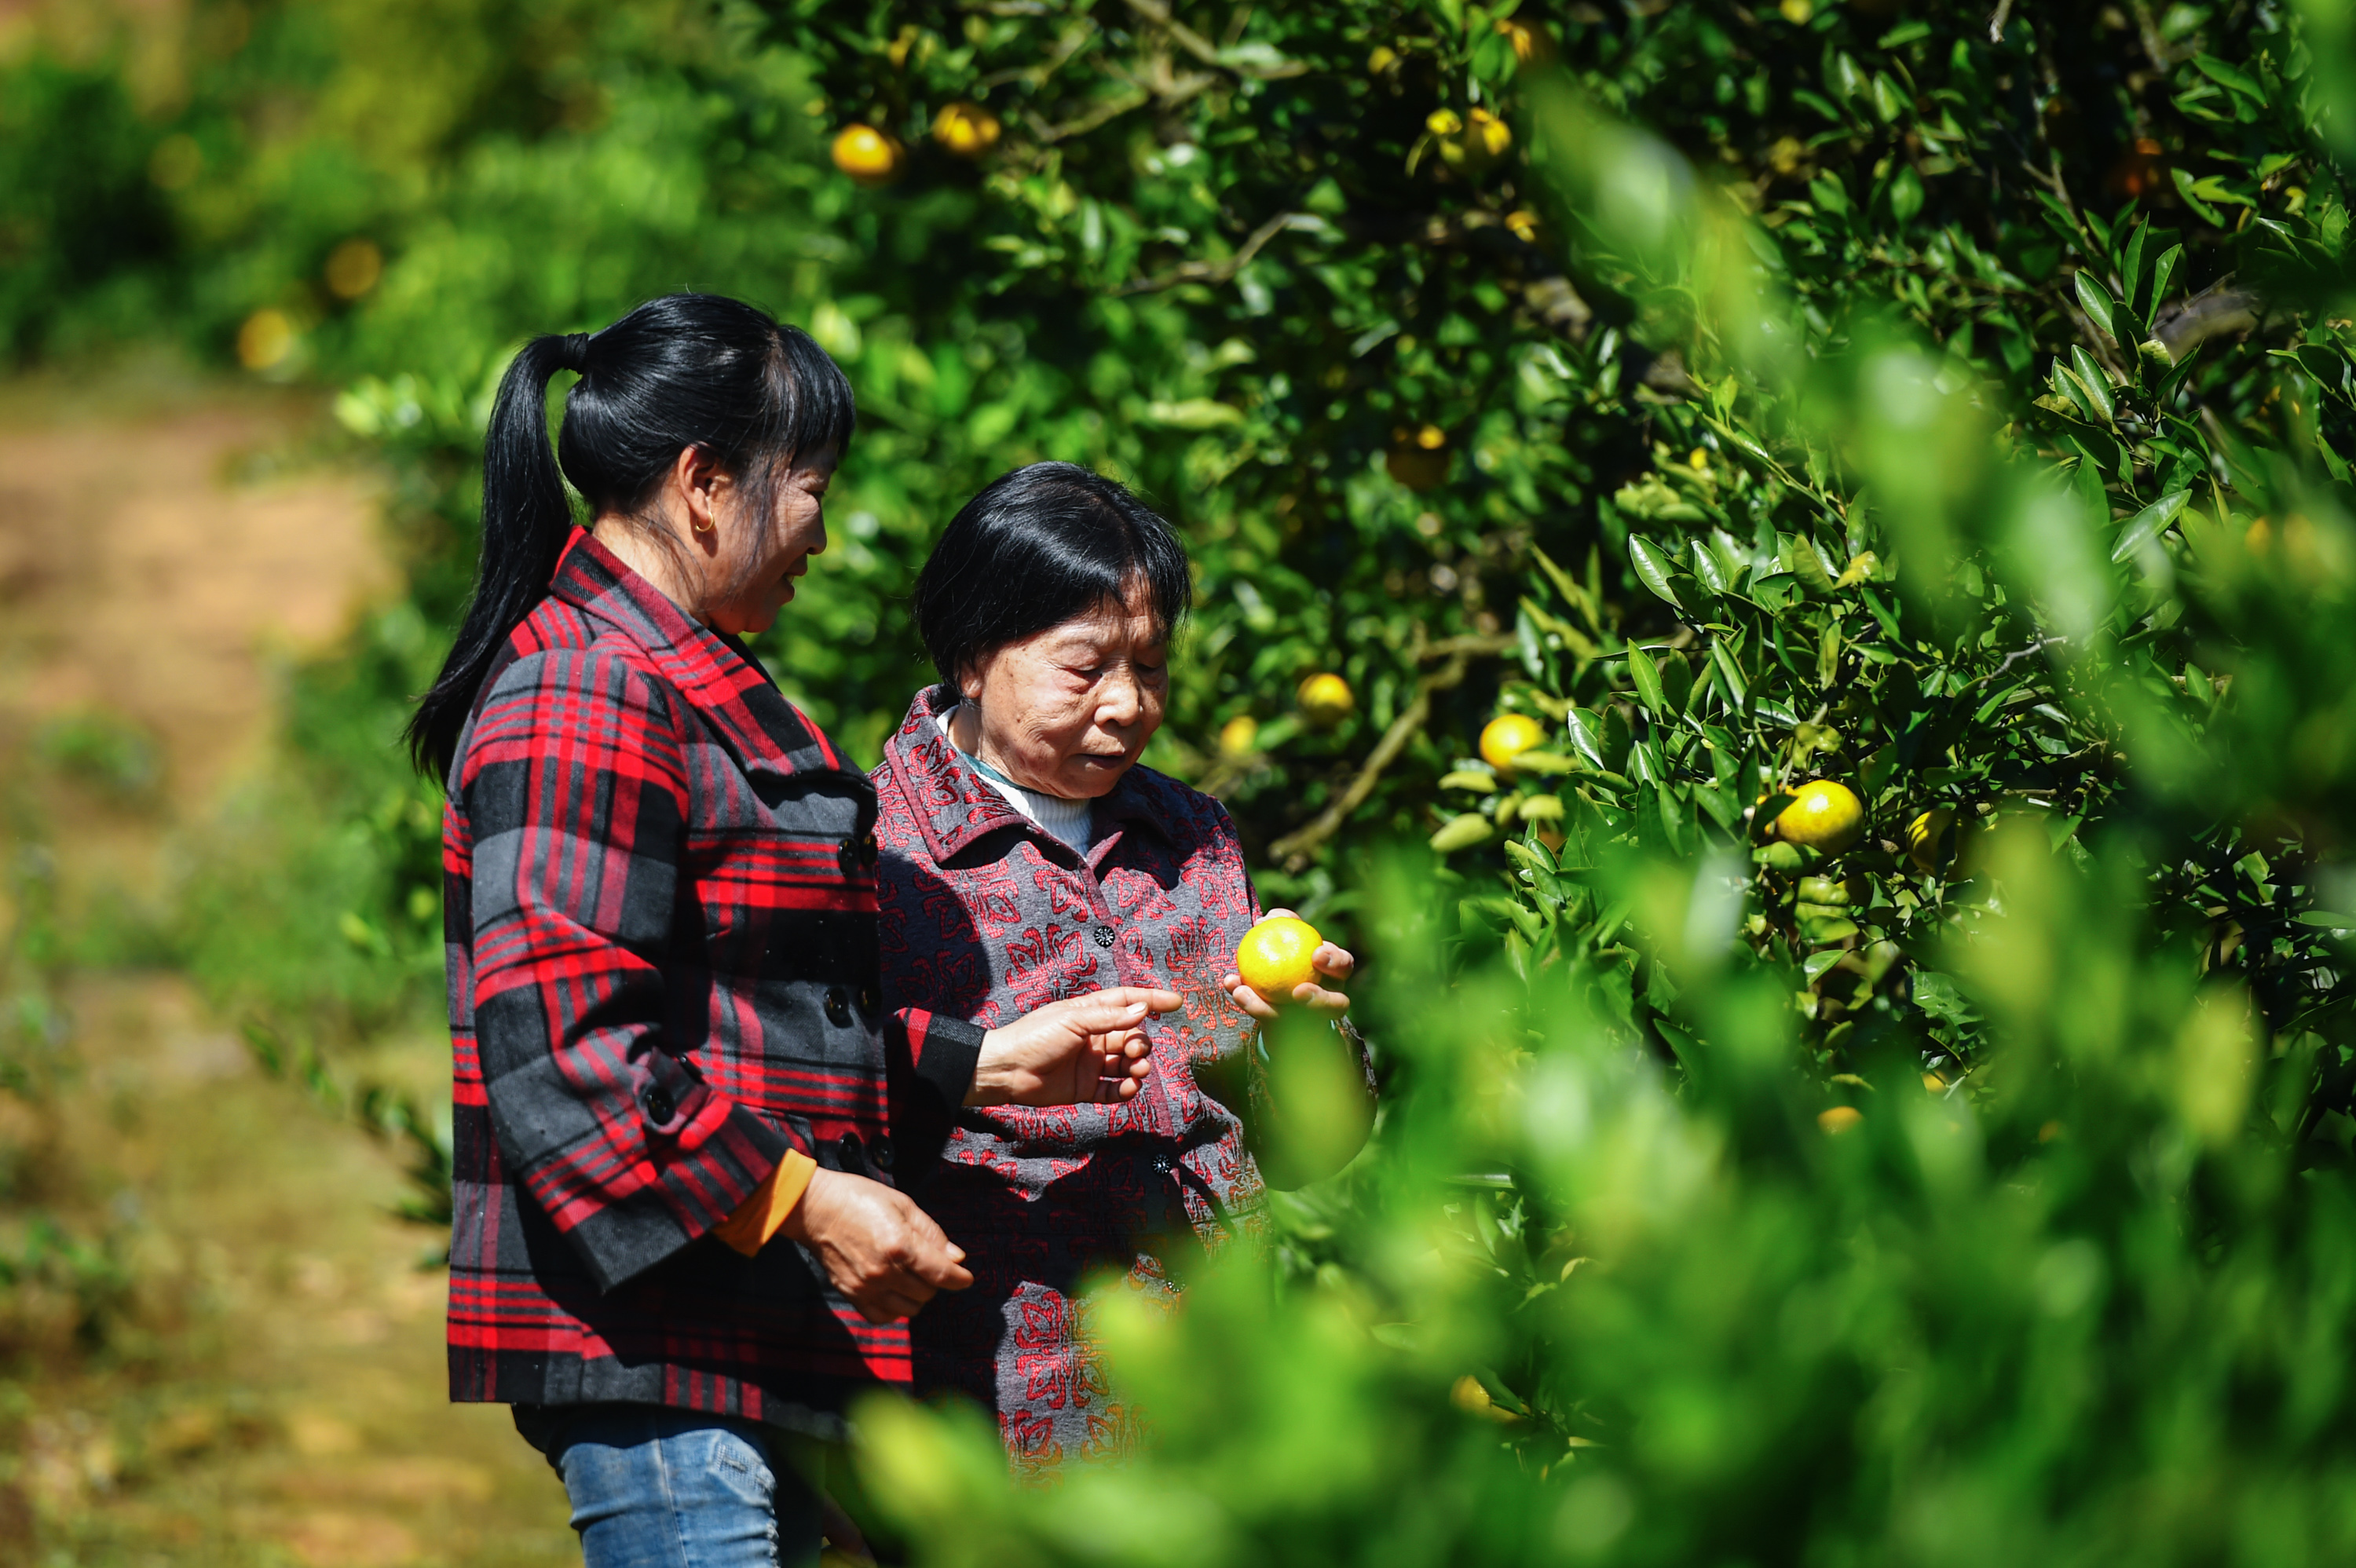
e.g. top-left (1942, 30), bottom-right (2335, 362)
top-left (1223, 908), bottom-right (1354, 1021)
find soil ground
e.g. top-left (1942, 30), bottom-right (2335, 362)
top-left (0, 366), bottom-right (574, 1566)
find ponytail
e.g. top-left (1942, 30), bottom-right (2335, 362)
top-left (404, 334), bottom-right (583, 780)
top-left (404, 295), bottom-right (855, 784)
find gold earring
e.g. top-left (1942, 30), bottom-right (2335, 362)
top-left (692, 513), bottom-right (716, 534)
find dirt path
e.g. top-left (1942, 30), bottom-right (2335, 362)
top-left (0, 374), bottom-right (572, 1566)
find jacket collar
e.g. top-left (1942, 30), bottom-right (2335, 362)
top-left (878, 683), bottom-right (1178, 866)
top-left (547, 531), bottom-right (852, 784)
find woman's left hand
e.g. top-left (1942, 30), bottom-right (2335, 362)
top-left (1222, 908), bottom-right (1353, 1021)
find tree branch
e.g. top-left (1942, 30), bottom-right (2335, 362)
top-left (1268, 635), bottom-right (1516, 868)
top-left (1111, 210), bottom-right (1312, 296)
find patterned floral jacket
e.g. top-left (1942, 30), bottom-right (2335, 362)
top-left (872, 685), bottom-right (1369, 1467)
top-left (442, 536), bottom-right (982, 1433)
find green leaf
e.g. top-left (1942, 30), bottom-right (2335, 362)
top-left (2150, 243), bottom-right (2184, 308)
top-left (1431, 814), bottom-right (1495, 853)
top-left (2192, 54), bottom-right (2266, 101)
top-left (2074, 271), bottom-right (2122, 342)
top-left (1711, 639), bottom-right (1751, 707)
top-left (1143, 398), bottom-right (1246, 429)
top-left (2069, 347), bottom-right (2116, 424)
top-left (2120, 222), bottom-right (2149, 314)
top-left (1565, 710), bottom-right (1608, 770)
top-left (1626, 645), bottom-right (1667, 715)
top-left (2171, 167), bottom-right (2225, 226)
top-left (1630, 537), bottom-right (1687, 611)
top-left (2109, 490), bottom-right (2190, 564)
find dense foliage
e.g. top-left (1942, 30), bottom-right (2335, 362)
top-left (9, 0), bottom-right (2356, 1559)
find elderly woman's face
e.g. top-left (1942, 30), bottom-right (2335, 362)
top-left (960, 584), bottom-right (1167, 799)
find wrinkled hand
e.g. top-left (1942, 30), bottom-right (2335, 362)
top-left (970, 987), bottom-right (1180, 1106)
top-left (1222, 907), bottom-right (1355, 1021)
top-left (779, 1167), bottom-right (971, 1323)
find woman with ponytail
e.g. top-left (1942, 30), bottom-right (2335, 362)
top-left (418, 294), bottom-right (1177, 1566)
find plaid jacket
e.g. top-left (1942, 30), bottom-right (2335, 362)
top-left (871, 685), bottom-right (1372, 1468)
top-left (442, 534), bottom-right (982, 1431)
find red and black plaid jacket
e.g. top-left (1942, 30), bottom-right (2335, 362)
top-left (442, 533), bottom-right (982, 1431)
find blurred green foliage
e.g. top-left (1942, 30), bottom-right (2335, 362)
top-left (9, 0), bottom-right (2356, 1557)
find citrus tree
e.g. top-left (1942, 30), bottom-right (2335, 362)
top-left (12, 0), bottom-right (2356, 1558)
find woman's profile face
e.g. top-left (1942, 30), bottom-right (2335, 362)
top-left (959, 583), bottom-right (1167, 799)
top-left (702, 444), bottom-right (837, 636)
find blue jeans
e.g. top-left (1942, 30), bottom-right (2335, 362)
top-left (515, 1405), bottom-right (824, 1568)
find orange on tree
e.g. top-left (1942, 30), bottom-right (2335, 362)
top-left (1770, 780), bottom-right (1866, 854)
top-left (1906, 807), bottom-right (1959, 872)
top-left (1218, 715), bottom-right (1259, 758)
top-left (1480, 713), bottom-right (1546, 777)
top-left (1494, 17), bottom-right (1557, 64)
top-left (831, 125), bottom-right (904, 187)
top-left (1297, 671), bottom-right (1354, 726)
top-left (1236, 916), bottom-right (1323, 1002)
top-left (1386, 424), bottom-right (1451, 491)
top-left (1818, 1105), bottom-right (1864, 1134)
top-left (932, 101), bottom-right (1001, 159)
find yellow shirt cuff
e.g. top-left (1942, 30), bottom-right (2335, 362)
top-left (712, 1149), bottom-right (818, 1256)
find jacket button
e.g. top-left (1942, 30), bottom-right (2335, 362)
top-left (824, 988), bottom-right (851, 1026)
top-left (644, 1087), bottom-right (675, 1124)
top-left (858, 985), bottom-right (879, 1016)
top-left (836, 1131), bottom-right (863, 1168)
top-left (870, 1135), bottom-right (894, 1172)
top-left (836, 841), bottom-right (858, 873)
top-left (860, 834), bottom-right (880, 866)
top-left (1093, 924), bottom-right (1116, 949)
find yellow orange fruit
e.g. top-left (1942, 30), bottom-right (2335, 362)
top-left (1297, 672), bottom-right (1355, 726)
top-left (1772, 780), bottom-right (1866, 854)
top-left (1236, 916), bottom-right (1323, 1001)
top-left (1466, 108), bottom-right (1513, 159)
top-left (1819, 1105), bottom-right (1863, 1134)
top-left (831, 125), bottom-right (904, 187)
top-left (1218, 715), bottom-right (1259, 758)
top-left (236, 309), bottom-right (294, 371)
top-left (1480, 713), bottom-right (1547, 776)
top-left (1386, 424), bottom-right (1451, 491)
top-left (1906, 807), bottom-right (1959, 872)
top-left (1494, 18), bottom-right (1557, 64)
top-left (932, 101), bottom-right (1001, 159)
top-left (324, 238), bottom-right (382, 300)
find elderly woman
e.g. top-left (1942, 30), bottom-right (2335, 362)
top-left (871, 462), bottom-right (1377, 1467)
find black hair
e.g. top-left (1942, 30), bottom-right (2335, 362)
top-left (405, 292), bottom-right (854, 781)
top-left (913, 463), bottom-right (1192, 691)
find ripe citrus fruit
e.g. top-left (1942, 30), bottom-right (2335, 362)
top-left (1772, 780), bottom-right (1866, 854)
top-left (1236, 916), bottom-right (1323, 1001)
top-left (1297, 672), bottom-right (1355, 726)
top-left (1494, 17), bottom-right (1556, 64)
top-left (1218, 715), bottom-right (1259, 758)
top-left (932, 101), bottom-right (1001, 159)
top-left (1480, 713), bottom-right (1546, 775)
top-left (1386, 424), bottom-right (1451, 491)
top-left (1818, 1105), bottom-right (1863, 1134)
top-left (831, 125), bottom-right (904, 187)
top-left (1905, 806), bottom-right (1958, 872)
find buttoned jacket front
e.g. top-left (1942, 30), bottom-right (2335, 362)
top-left (441, 535), bottom-right (979, 1432)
